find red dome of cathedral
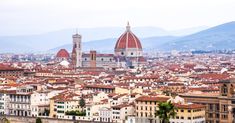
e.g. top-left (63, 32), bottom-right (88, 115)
top-left (56, 49), bottom-right (70, 58)
top-left (115, 22), bottom-right (142, 50)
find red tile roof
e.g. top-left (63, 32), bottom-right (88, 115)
top-left (136, 96), bottom-right (169, 102)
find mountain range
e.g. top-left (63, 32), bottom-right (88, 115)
top-left (1, 21), bottom-right (235, 53)
top-left (162, 21), bottom-right (235, 51)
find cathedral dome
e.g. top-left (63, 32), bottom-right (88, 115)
top-left (114, 22), bottom-right (142, 50)
top-left (56, 49), bottom-right (70, 58)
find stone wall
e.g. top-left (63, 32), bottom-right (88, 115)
top-left (0, 116), bottom-right (97, 123)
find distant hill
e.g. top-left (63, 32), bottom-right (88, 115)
top-left (162, 21), bottom-right (235, 51)
top-left (3, 21), bottom-right (235, 53)
top-left (49, 36), bottom-right (178, 53)
top-left (0, 26), bottom-right (207, 53)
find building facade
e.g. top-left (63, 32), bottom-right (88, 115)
top-left (7, 86), bottom-right (34, 117)
top-left (180, 79), bottom-right (235, 123)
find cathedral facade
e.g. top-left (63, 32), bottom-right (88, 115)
top-left (56, 22), bottom-right (145, 69)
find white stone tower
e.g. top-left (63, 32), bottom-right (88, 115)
top-left (72, 33), bottom-right (82, 67)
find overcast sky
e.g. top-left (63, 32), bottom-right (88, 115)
top-left (1, 0), bottom-right (235, 36)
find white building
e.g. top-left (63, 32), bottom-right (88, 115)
top-left (7, 86), bottom-right (34, 116)
top-left (111, 104), bottom-right (135, 123)
top-left (99, 107), bottom-right (112, 122)
top-left (31, 90), bottom-right (63, 117)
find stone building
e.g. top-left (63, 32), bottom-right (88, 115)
top-left (180, 79), bottom-right (235, 123)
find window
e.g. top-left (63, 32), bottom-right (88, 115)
top-left (209, 104), bottom-right (213, 110)
top-left (188, 110), bottom-right (191, 112)
top-left (215, 104), bottom-right (219, 111)
top-left (221, 105), bottom-right (228, 112)
top-left (121, 52), bottom-right (124, 55)
top-left (131, 52), bottom-right (133, 55)
top-left (181, 110), bottom-right (184, 112)
top-left (181, 116), bottom-right (184, 119)
top-left (188, 117), bottom-right (191, 120)
top-left (208, 113), bottom-right (213, 118)
top-left (222, 84), bottom-right (228, 96)
top-left (221, 114), bottom-right (228, 119)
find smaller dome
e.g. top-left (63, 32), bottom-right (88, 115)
top-left (60, 60), bottom-right (70, 67)
top-left (56, 49), bottom-right (70, 58)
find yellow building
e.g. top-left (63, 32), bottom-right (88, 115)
top-left (115, 87), bottom-right (142, 94)
top-left (135, 95), bottom-right (170, 123)
top-left (134, 95), bottom-right (206, 123)
top-left (172, 103), bottom-right (205, 123)
top-left (180, 79), bottom-right (235, 123)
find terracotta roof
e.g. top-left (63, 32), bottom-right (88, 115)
top-left (174, 103), bottom-right (205, 109)
top-left (0, 64), bottom-right (23, 71)
top-left (56, 49), bottom-right (70, 58)
top-left (85, 84), bottom-right (115, 89)
top-left (115, 23), bottom-right (142, 50)
top-left (111, 103), bottom-right (132, 109)
top-left (136, 96), bottom-right (169, 102)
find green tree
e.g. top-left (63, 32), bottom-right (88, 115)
top-left (155, 101), bottom-right (177, 123)
top-left (79, 98), bottom-right (86, 112)
top-left (43, 109), bottom-right (50, 116)
top-left (65, 110), bottom-right (86, 116)
top-left (36, 117), bottom-right (42, 123)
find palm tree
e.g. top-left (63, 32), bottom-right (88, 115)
top-left (155, 101), bottom-right (177, 123)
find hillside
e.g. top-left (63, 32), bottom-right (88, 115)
top-left (162, 21), bottom-right (235, 51)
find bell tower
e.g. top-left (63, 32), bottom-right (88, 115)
top-left (72, 32), bottom-right (82, 68)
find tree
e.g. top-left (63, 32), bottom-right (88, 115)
top-left (65, 110), bottom-right (86, 116)
top-left (36, 117), bottom-right (42, 123)
top-left (43, 109), bottom-right (50, 116)
top-left (79, 98), bottom-right (86, 112)
top-left (155, 101), bottom-right (177, 123)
